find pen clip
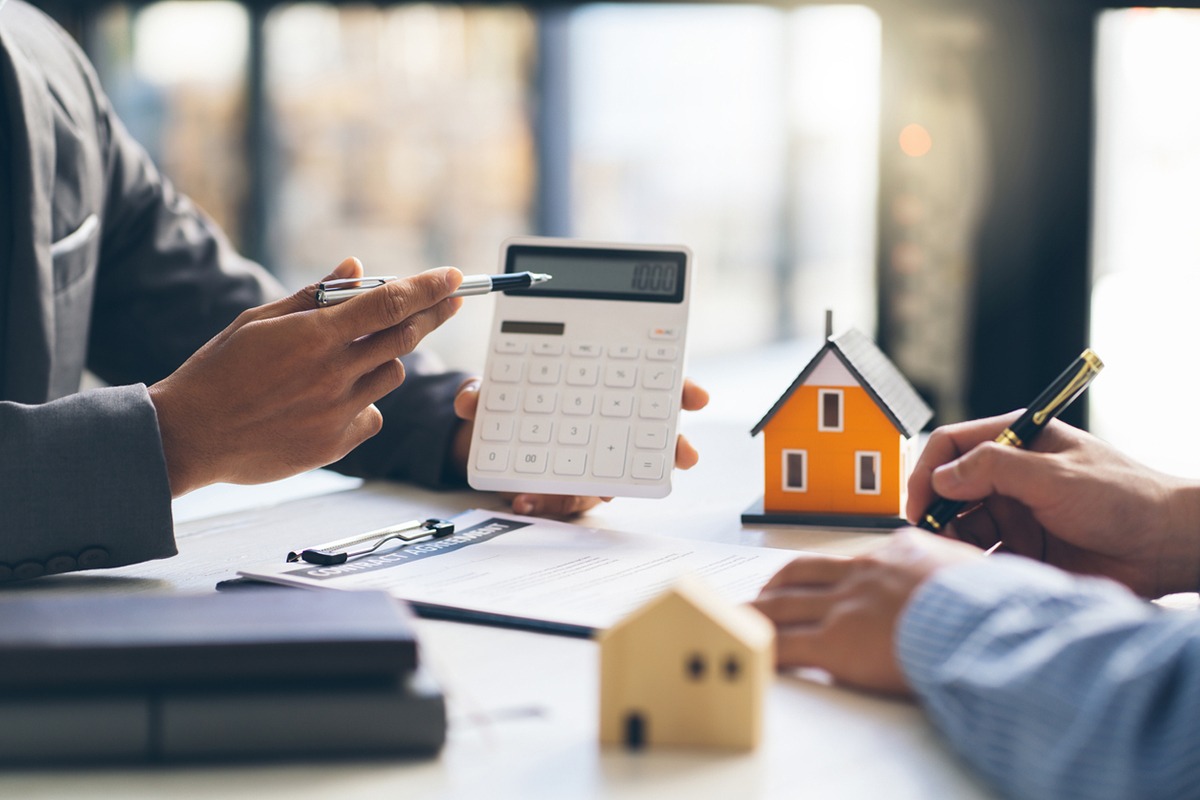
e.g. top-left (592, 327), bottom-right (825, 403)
top-left (286, 518), bottom-right (455, 566)
top-left (316, 277), bottom-right (395, 291)
top-left (1031, 349), bottom-right (1104, 425)
top-left (314, 276), bottom-right (400, 307)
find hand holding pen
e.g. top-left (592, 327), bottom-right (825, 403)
top-left (149, 258), bottom-right (464, 497)
top-left (316, 271), bottom-right (552, 306)
top-left (904, 350), bottom-right (1200, 597)
top-left (916, 349), bottom-right (1104, 533)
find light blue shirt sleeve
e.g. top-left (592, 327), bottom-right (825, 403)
top-left (897, 554), bottom-right (1200, 800)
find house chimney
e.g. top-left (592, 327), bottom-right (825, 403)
top-left (824, 309), bottom-right (833, 340)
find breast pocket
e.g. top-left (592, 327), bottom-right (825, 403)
top-left (50, 213), bottom-right (100, 292)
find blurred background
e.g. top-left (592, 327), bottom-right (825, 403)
top-left (31, 0), bottom-right (1200, 478)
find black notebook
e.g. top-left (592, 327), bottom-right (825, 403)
top-left (0, 589), bottom-right (418, 689)
top-left (0, 590), bottom-right (444, 763)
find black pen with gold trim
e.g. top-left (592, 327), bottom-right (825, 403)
top-left (917, 348), bottom-right (1105, 533)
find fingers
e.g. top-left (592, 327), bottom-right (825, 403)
top-left (330, 266), bottom-right (464, 342)
top-left (680, 379), bottom-right (710, 411)
top-left (759, 554), bottom-right (853, 592)
top-left (751, 588), bottom-right (836, 626)
top-left (674, 435), bottom-right (699, 470)
top-left (341, 403), bottom-right (385, 451)
top-left (906, 411), bottom-right (1022, 523)
top-left (246, 257), bottom-right (366, 323)
top-left (351, 358), bottom-right (408, 407)
top-left (930, 440), bottom-right (1058, 508)
top-left (773, 626), bottom-right (835, 671)
top-left (322, 256), bottom-right (364, 283)
top-left (453, 378), bottom-right (482, 421)
top-left (511, 493), bottom-right (605, 519)
top-left (349, 286), bottom-right (463, 370)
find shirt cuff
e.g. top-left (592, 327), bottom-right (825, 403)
top-left (896, 554), bottom-right (1136, 693)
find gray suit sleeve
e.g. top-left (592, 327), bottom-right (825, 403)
top-left (87, 94), bottom-right (283, 387)
top-left (0, 385), bottom-right (176, 581)
top-left (332, 352), bottom-right (472, 490)
top-left (0, 5), bottom-right (470, 583)
top-left (82, 87), bottom-right (469, 491)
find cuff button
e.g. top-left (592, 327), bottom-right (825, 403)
top-left (14, 562), bottom-right (45, 580)
top-left (79, 548), bottom-right (110, 569)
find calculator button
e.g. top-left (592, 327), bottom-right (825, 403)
top-left (519, 419), bottom-right (553, 443)
top-left (600, 393), bottom-right (634, 418)
top-left (495, 339), bottom-right (527, 354)
top-left (514, 448), bottom-right (549, 474)
top-left (631, 453), bottom-right (666, 481)
top-left (649, 327), bottom-right (679, 340)
top-left (571, 343), bottom-right (602, 358)
top-left (490, 358), bottom-right (524, 383)
top-left (528, 362), bottom-right (562, 385)
top-left (558, 421), bottom-right (592, 445)
top-left (553, 449), bottom-right (588, 476)
top-left (563, 390), bottom-right (596, 416)
top-left (481, 415), bottom-right (515, 442)
top-left (565, 362), bottom-right (600, 386)
top-left (594, 423), bottom-right (630, 478)
top-left (476, 445), bottom-right (510, 472)
top-left (523, 390), bottom-right (558, 414)
top-left (605, 365), bottom-right (637, 388)
top-left (635, 423), bottom-right (669, 450)
top-left (643, 365), bottom-right (676, 390)
top-left (485, 388), bottom-right (520, 412)
top-left (610, 345), bottom-right (640, 359)
top-left (533, 341), bottom-right (565, 356)
top-left (639, 393), bottom-right (672, 420)
top-left (647, 345), bottom-right (678, 361)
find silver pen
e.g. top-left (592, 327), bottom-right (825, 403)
top-left (315, 271), bottom-right (552, 306)
top-left (286, 518), bottom-right (455, 565)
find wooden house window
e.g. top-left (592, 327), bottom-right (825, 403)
top-left (855, 451), bottom-right (880, 494)
top-left (782, 450), bottom-right (807, 492)
top-left (818, 389), bottom-right (843, 432)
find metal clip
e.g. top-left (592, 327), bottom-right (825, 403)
top-left (287, 518), bottom-right (455, 565)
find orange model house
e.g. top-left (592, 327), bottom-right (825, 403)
top-left (742, 325), bottom-right (933, 528)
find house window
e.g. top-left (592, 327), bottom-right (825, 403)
top-left (818, 389), bottom-right (844, 432)
top-left (855, 451), bottom-right (880, 494)
top-left (782, 449), bottom-right (808, 492)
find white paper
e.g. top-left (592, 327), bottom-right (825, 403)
top-left (172, 470), bottom-right (363, 524)
top-left (239, 509), bottom-right (800, 630)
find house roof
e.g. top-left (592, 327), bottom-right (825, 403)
top-left (598, 576), bottom-right (773, 651)
top-left (750, 328), bottom-right (933, 439)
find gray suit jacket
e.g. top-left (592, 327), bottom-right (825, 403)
top-left (0, 1), bottom-right (467, 582)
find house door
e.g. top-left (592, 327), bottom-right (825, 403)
top-left (624, 711), bottom-right (647, 750)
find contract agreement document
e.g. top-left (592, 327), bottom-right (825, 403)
top-left (239, 510), bottom-right (801, 635)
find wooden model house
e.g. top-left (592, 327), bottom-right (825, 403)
top-left (742, 325), bottom-right (933, 528)
top-left (598, 577), bottom-right (774, 751)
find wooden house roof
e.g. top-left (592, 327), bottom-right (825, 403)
top-left (598, 576), bottom-right (773, 651)
top-left (750, 329), bottom-right (933, 439)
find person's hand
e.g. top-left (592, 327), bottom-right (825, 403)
top-left (149, 258), bottom-right (464, 496)
top-left (752, 529), bottom-right (983, 695)
top-left (450, 379), bottom-right (710, 518)
top-left (907, 412), bottom-right (1200, 597)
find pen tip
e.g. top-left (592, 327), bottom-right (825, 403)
top-left (533, 273), bottom-right (552, 283)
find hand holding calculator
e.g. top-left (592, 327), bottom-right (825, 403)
top-left (467, 238), bottom-right (693, 499)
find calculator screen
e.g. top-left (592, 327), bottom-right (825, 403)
top-left (504, 245), bottom-right (686, 303)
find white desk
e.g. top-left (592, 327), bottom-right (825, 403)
top-left (0, 346), bottom-right (995, 799)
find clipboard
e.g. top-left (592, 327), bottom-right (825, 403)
top-left (231, 509), bottom-right (797, 638)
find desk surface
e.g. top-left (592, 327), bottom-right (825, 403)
top-left (0, 346), bottom-right (994, 800)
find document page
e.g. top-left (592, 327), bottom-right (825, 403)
top-left (240, 510), bottom-right (801, 632)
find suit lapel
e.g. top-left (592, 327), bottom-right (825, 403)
top-left (0, 19), bottom-right (56, 403)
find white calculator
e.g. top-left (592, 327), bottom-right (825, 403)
top-left (467, 237), bottom-right (692, 499)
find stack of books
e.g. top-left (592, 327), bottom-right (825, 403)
top-left (0, 590), bottom-right (444, 764)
